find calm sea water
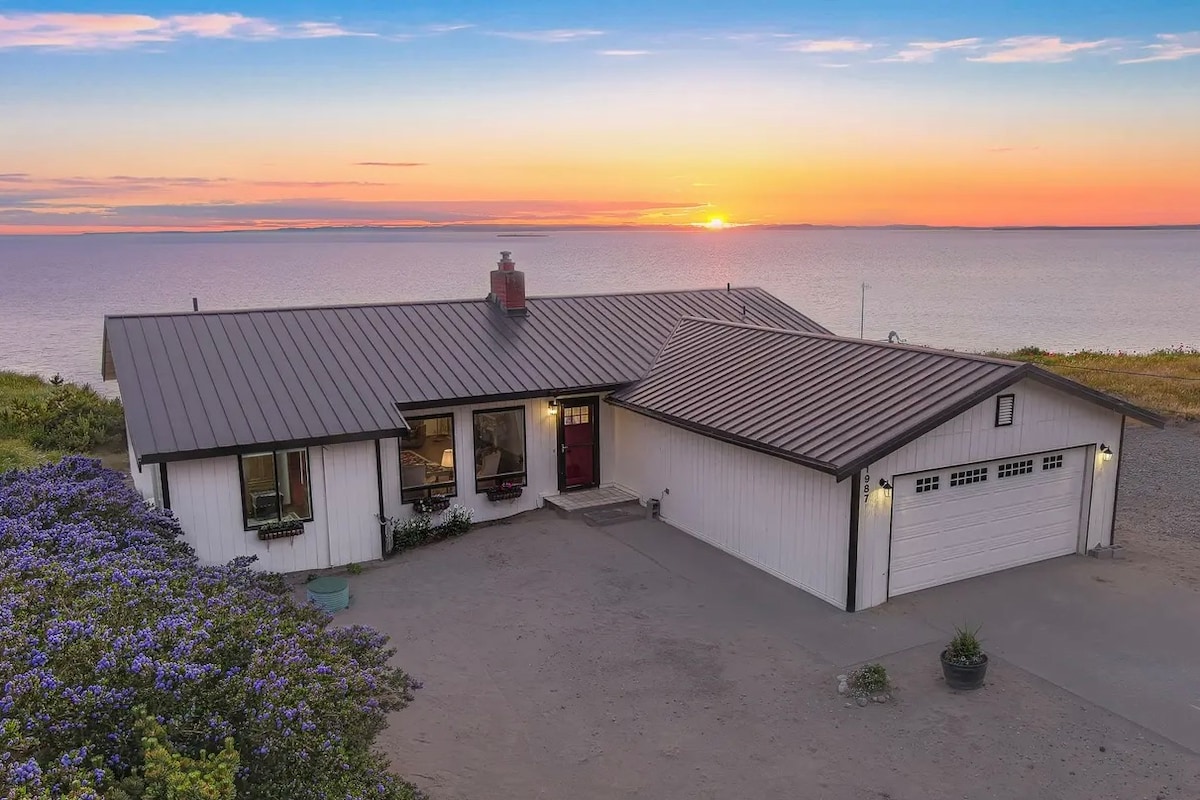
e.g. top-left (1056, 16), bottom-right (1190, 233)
top-left (1, 229), bottom-right (1197, 395)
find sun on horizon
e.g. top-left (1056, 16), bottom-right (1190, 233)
top-left (700, 217), bottom-right (727, 230)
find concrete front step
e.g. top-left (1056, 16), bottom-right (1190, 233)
top-left (542, 486), bottom-right (643, 519)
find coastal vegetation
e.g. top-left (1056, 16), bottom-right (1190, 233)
top-left (994, 347), bottom-right (1200, 420)
top-left (0, 371), bottom-right (125, 472)
top-left (0, 457), bottom-right (425, 799)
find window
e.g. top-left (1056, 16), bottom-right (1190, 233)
top-left (1043, 454), bottom-right (1063, 470)
top-left (239, 449), bottom-right (313, 529)
top-left (563, 404), bottom-right (590, 425)
top-left (915, 476), bottom-right (940, 493)
top-left (995, 394), bottom-right (1015, 427)
top-left (949, 467), bottom-right (988, 487)
top-left (998, 459), bottom-right (1034, 478)
top-left (400, 414), bottom-right (457, 503)
top-left (473, 406), bottom-right (527, 492)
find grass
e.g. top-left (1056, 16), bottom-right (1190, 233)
top-left (992, 347), bottom-right (1200, 420)
top-left (0, 438), bottom-right (59, 472)
top-left (0, 370), bottom-right (126, 472)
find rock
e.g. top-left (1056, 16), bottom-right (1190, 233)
top-left (844, 702), bottom-right (853, 708)
top-left (837, 682), bottom-right (849, 696)
top-left (855, 696), bottom-right (868, 707)
top-left (872, 695), bottom-right (889, 704)
top-left (836, 674), bottom-right (847, 682)
top-left (1099, 745), bottom-right (1106, 752)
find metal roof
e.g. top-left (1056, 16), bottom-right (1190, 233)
top-left (609, 318), bottom-right (1165, 479)
top-left (103, 287), bottom-right (828, 463)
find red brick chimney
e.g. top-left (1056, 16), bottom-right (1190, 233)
top-left (488, 251), bottom-right (527, 316)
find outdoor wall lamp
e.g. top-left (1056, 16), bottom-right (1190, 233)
top-left (878, 478), bottom-right (893, 497)
top-left (548, 398), bottom-right (559, 415)
top-left (1099, 443), bottom-right (1113, 462)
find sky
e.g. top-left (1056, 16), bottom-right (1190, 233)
top-left (1, 1), bottom-right (1199, 232)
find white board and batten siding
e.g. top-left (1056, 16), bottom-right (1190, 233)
top-left (855, 378), bottom-right (1123, 610)
top-left (612, 407), bottom-right (849, 608)
top-left (167, 440), bottom-right (382, 574)
top-left (381, 395), bottom-right (611, 528)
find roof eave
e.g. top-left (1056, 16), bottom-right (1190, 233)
top-left (137, 427), bottom-right (412, 465)
top-left (1024, 366), bottom-right (1166, 428)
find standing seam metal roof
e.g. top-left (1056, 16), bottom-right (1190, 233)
top-left (608, 317), bottom-right (1165, 478)
top-left (103, 287), bottom-right (829, 463)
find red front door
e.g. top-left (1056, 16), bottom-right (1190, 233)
top-left (558, 397), bottom-right (599, 491)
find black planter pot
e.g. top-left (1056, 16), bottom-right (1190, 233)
top-left (941, 650), bottom-right (988, 690)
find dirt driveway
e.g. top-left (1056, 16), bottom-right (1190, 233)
top-left (336, 507), bottom-right (1200, 800)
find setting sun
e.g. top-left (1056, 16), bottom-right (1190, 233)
top-left (703, 217), bottom-right (726, 230)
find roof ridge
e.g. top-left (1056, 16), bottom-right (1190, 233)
top-left (673, 316), bottom-right (1024, 368)
top-left (104, 286), bottom-right (770, 320)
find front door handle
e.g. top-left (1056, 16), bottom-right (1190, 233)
top-left (560, 444), bottom-right (568, 453)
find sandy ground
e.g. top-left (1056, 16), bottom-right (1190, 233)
top-left (336, 420), bottom-right (1200, 800)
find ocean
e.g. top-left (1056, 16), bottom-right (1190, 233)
top-left (1, 229), bottom-right (1197, 394)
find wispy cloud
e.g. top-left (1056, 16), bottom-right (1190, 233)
top-left (818, 62), bottom-right (851, 68)
top-left (353, 162), bottom-right (428, 168)
top-left (967, 36), bottom-right (1116, 64)
top-left (876, 37), bottom-right (982, 63)
top-left (0, 11), bottom-right (370, 49)
top-left (489, 29), bottom-right (603, 43)
top-left (598, 49), bottom-right (651, 56)
top-left (782, 38), bottom-right (873, 54)
top-left (425, 23), bottom-right (474, 34)
top-left (1119, 32), bottom-right (1200, 64)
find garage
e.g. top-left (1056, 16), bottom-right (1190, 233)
top-left (888, 448), bottom-right (1088, 597)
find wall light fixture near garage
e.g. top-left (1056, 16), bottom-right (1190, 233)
top-left (878, 478), bottom-right (894, 497)
top-left (1099, 443), bottom-right (1113, 462)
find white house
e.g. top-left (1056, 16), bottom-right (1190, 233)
top-left (103, 252), bottom-right (1161, 610)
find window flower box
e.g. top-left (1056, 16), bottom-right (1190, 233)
top-left (486, 483), bottom-right (524, 502)
top-left (414, 496), bottom-right (451, 514)
top-left (256, 520), bottom-right (305, 541)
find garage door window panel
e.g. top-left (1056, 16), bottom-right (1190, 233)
top-left (998, 459), bottom-right (1034, 478)
top-left (1043, 454), bottom-right (1063, 470)
top-left (915, 476), bottom-right (939, 493)
top-left (949, 467), bottom-right (988, 487)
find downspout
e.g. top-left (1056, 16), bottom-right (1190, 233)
top-left (845, 470), bottom-right (861, 612)
top-left (375, 439), bottom-right (388, 558)
top-left (158, 463), bottom-right (171, 510)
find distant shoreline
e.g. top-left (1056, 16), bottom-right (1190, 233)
top-left (34, 222), bottom-right (1199, 237)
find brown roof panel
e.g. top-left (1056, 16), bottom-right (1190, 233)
top-left (104, 287), bottom-right (828, 462)
top-left (609, 318), bottom-right (1164, 478)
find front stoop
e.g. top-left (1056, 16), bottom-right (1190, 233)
top-left (543, 486), bottom-right (643, 522)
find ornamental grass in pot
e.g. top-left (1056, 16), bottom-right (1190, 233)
top-left (941, 625), bottom-right (988, 690)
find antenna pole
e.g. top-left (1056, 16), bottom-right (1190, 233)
top-left (859, 282), bottom-right (868, 339)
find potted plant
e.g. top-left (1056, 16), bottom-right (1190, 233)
top-left (941, 625), bottom-right (988, 690)
top-left (256, 519), bottom-right (305, 541)
top-left (414, 495), bottom-right (451, 514)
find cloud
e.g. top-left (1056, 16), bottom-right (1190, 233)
top-left (425, 23), bottom-right (474, 34)
top-left (0, 11), bottom-right (369, 50)
top-left (489, 29), bottom-right (604, 43)
top-left (598, 49), bottom-right (651, 56)
top-left (782, 38), bottom-right (873, 54)
top-left (967, 36), bottom-right (1115, 64)
top-left (1119, 32), bottom-right (1200, 63)
top-left (818, 62), bottom-right (851, 68)
top-left (875, 37), bottom-right (982, 63)
top-left (353, 162), bottom-right (428, 168)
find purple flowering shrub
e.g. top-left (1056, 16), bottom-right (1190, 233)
top-left (1, 457), bottom-right (425, 800)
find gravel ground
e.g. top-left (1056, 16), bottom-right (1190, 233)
top-left (1115, 421), bottom-right (1200, 588)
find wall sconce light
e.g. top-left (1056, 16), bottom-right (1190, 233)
top-left (1099, 443), bottom-right (1113, 462)
top-left (548, 398), bottom-right (559, 415)
top-left (878, 478), bottom-right (893, 497)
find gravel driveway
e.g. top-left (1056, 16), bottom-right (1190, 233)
top-left (337, 487), bottom-right (1200, 800)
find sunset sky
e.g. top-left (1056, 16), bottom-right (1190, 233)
top-left (2, 1), bottom-right (1199, 232)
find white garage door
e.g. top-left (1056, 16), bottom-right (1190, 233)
top-left (888, 448), bottom-right (1087, 597)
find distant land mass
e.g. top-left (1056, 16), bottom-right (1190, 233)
top-left (75, 222), bottom-right (1200, 236)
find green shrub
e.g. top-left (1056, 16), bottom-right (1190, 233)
top-left (847, 663), bottom-right (890, 696)
top-left (1, 375), bottom-right (125, 453)
top-left (346, 562), bottom-right (364, 575)
top-left (945, 625), bottom-right (985, 666)
top-left (388, 504), bottom-right (474, 553)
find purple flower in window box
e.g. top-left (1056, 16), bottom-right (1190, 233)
top-left (486, 481), bottom-right (523, 502)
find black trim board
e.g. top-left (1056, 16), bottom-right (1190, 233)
top-left (846, 471), bottom-right (860, 612)
top-left (138, 428), bottom-right (408, 465)
top-left (158, 463), bottom-right (171, 510)
top-left (1110, 417), bottom-right (1127, 545)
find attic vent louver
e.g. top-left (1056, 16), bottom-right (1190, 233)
top-left (995, 394), bottom-right (1015, 427)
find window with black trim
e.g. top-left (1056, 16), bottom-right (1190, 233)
top-left (473, 406), bottom-right (527, 492)
top-left (239, 449), bottom-right (313, 529)
top-left (995, 394), bottom-right (1015, 427)
top-left (949, 467), bottom-right (988, 487)
top-left (915, 476), bottom-right (939, 493)
top-left (1043, 454), bottom-right (1063, 470)
top-left (998, 459), bottom-right (1034, 478)
top-left (400, 414), bottom-right (457, 503)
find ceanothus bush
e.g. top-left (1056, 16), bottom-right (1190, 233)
top-left (0, 457), bottom-right (425, 800)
